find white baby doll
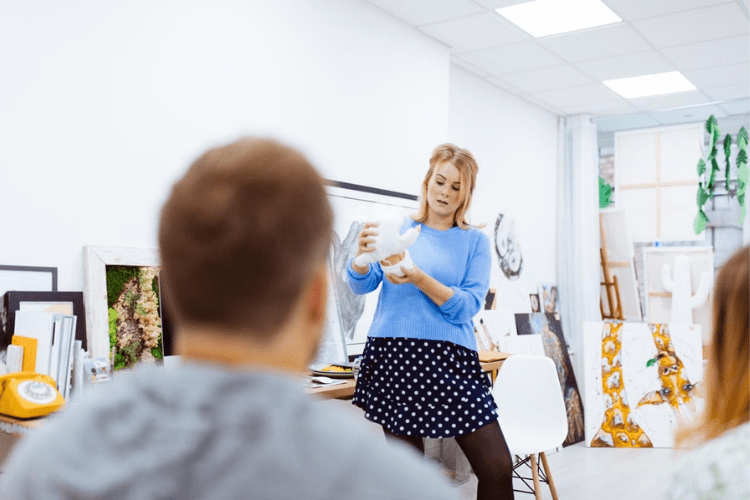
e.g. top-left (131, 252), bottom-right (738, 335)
top-left (353, 215), bottom-right (421, 277)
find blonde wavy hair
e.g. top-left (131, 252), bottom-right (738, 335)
top-left (413, 143), bottom-right (480, 230)
top-left (676, 246), bottom-right (749, 447)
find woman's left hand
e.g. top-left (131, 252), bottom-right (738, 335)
top-left (384, 262), bottom-right (423, 286)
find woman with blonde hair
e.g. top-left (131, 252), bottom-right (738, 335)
top-left (349, 144), bottom-right (514, 500)
top-left (667, 245), bottom-right (749, 500)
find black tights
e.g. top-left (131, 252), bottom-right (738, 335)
top-left (383, 421), bottom-right (514, 500)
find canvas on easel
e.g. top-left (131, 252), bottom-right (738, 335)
top-left (599, 209), bottom-right (642, 321)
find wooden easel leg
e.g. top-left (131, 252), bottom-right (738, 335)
top-left (529, 453), bottom-right (542, 500)
top-left (540, 452), bottom-right (559, 500)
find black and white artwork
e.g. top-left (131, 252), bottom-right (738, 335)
top-left (494, 214), bottom-right (523, 280)
top-left (326, 181), bottom-right (419, 356)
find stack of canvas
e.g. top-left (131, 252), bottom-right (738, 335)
top-left (9, 310), bottom-right (82, 398)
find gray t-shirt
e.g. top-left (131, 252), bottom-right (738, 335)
top-left (1, 362), bottom-right (456, 499)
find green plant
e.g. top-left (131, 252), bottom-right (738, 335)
top-left (599, 177), bottom-right (613, 209)
top-left (694, 115), bottom-right (748, 234)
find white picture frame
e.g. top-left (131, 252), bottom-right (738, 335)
top-left (326, 181), bottom-right (420, 357)
top-left (83, 246), bottom-right (160, 360)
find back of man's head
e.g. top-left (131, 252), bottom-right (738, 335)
top-left (158, 138), bottom-right (332, 340)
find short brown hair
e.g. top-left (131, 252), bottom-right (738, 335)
top-left (413, 143), bottom-right (479, 229)
top-left (158, 138), bottom-right (333, 340)
top-left (677, 246), bottom-right (749, 446)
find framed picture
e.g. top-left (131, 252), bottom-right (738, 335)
top-left (83, 246), bottom-right (162, 363)
top-left (1, 291), bottom-right (86, 352)
top-left (325, 180), bottom-right (419, 357)
top-left (0, 265), bottom-right (57, 297)
top-left (538, 283), bottom-right (559, 314)
top-left (529, 293), bottom-right (540, 313)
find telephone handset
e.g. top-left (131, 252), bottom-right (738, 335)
top-left (0, 372), bottom-right (65, 419)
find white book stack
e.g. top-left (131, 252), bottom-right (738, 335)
top-left (14, 310), bottom-right (78, 398)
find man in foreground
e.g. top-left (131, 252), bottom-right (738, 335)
top-left (1, 138), bottom-right (455, 499)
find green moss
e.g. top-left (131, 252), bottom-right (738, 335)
top-left (108, 308), bottom-right (118, 346)
top-left (106, 266), bottom-right (139, 307)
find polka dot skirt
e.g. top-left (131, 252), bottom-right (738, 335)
top-left (352, 337), bottom-right (499, 438)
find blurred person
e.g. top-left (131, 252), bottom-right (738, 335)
top-left (666, 245), bottom-right (749, 500)
top-left (349, 144), bottom-right (514, 500)
top-left (1, 138), bottom-right (456, 500)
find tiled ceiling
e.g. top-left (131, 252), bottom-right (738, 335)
top-left (365, 0), bottom-right (750, 138)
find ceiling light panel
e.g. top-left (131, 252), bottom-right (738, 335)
top-left (495, 0), bottom-right (621, 37)
top-left (603, 71), bottom-right (697, 98)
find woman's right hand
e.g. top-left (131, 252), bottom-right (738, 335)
top-left (351, 222), bottom-right (378, 274)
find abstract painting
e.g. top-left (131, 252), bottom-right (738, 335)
top-left (326, 182), bottom-right (419, 357)
top-left (515, 313), bottom-right (585, 446)
top-left (583, 321), bottom-right (703, 448)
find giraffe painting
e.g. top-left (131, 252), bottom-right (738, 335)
top-left (637, 324), bottom-right (702, 420)
top-left (590, 321), bottom-right (653, 448)
top-left (583, 321), bottom-right (703, 448)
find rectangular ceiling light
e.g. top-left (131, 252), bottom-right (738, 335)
top-left (495, 0), bottom-right (621, 38)
top-left (603, 71), bottom-right (697, 98)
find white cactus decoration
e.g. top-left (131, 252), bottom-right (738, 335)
top-left (661, 254), bottom-right (712, 325)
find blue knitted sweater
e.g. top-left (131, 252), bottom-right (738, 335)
top-left (347, 218), bottom-right (490, 351)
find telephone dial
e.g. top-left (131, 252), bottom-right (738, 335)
top-left (0, 372), bottom-right (64, 419)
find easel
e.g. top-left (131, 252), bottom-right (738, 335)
top-left (600, 217), bottom-right (624, 320)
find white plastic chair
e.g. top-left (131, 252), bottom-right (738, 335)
top-left (492, 355), bottom-right (568, 500)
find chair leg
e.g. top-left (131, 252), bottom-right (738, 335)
top-left (529, 453), bottom-right (542, 500)
top-left (540, 452), bottom-right (560, 500)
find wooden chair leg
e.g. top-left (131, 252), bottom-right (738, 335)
top-left (540, 452), bottom-right (560, 500)
top-left (529, 453), bottom-right (542, 500)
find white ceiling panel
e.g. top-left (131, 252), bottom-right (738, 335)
top-left (531, 84), bottom-right (621, 108)
top-left (457, 41), bottom-right (564, 75)
top-left (575, 50), bottom-right (675, 81)
top-left (628, 91), bottom-right (711, 112)
top-left (538, 24), bottom-right (652, 63)
top-left (497, 64), bottom-right (595, 93)
top-left (631, 3), bottom-right (750, 49)
top-left (649, 104), bottom-right (728, 125)
top-left (560, 99), bottom-right (641, 117)
top-left (683, 62), bottom-right (750, 90)
top-left (603, 0), bottom-right (731, 21)
top-left (703, 85), bottom-right (750, 101)
top-left (486, 76), bottom-right (524, 95)
top-left (364, 0), bottom-right (484, 27)
top-left (719, 98), bottom-right (750, 115)
top-left (418, 13), bottom-right (526, 52)
top-left (705, 85), bottom-right (750, 101)
top-left (450, 55), bottom-right (491, 78)
top-left (513, 93), bottom-right (565, 115)
top-left (472, 0), bottom-right (534, 10)
top-left (661, 35), bottom-right (750, 72)
top-left (596, 114), bottom-right (662, 132)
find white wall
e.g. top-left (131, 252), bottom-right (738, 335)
top-left (449, 66), bottom-right (559, 299)
top-left (0, 0), bottom-right (448, 291)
